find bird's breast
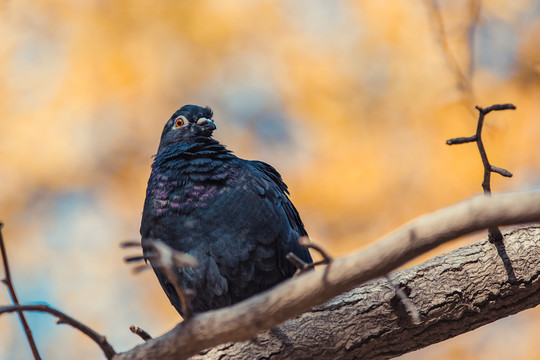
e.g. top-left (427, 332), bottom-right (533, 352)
top-left (147, 172), bottom-right (226, 217)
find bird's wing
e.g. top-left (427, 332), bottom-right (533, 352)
top-left (190, 159), bottom-right (312, 302)
top-left (246, 160), bottom-right (312, 264)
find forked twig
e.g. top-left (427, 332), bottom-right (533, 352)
top-left (0, 304), bottom-right (116, 359)
top-left (0, 223), bottom-right (41, 360)
top-left (287, 237), bottom-right (333, 275)
top-left (447, 103), bottom-right (516, 241)
top-left (121, 239), bottom-right (198, 319)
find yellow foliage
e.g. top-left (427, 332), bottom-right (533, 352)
top-left (1, 1), bottom-right (539, 359)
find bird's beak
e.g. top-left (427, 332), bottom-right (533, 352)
top-left (196, 118), bottom-right (216, 130)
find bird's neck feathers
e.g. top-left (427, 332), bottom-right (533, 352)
top-left (151, 136), bottom-right (236, 181)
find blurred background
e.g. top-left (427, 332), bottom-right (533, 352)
top-left (1, 0), bottom-right (540, 359)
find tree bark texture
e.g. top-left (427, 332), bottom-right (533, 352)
top-left (193, 225), bottom-right (540, 359)
top-left (115, 194), bottom-right (540, 360)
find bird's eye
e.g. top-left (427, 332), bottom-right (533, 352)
top-left (173, 116), bottom-right (187, 128)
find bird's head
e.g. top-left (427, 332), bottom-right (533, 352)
top-left (157, 105), bottom-right (216, 152)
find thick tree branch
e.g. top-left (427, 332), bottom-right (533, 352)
top-left (114, 192), bottom-right (540, 360)
top-left (193, 224), bottom-right (540, 359)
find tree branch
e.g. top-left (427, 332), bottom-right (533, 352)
top-left (287, 237), bottom-right (333, 274)
top-left (447, 103), bottom-right (516, 242)
top-left (122, 240), bottom-right (198, 319)
top-left (130, 326), bottom-right (152, 342)
top-left (0, 223), bottom-right (42, 360)
top-left (114, 192), bottom-right (540, 360)
top-left (191, 224), bottom-right (540, 359)
top-left (0, 304), bottom-right (116, 360)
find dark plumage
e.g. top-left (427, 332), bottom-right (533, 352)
top-left (140, 105), bottom-right (312, 316)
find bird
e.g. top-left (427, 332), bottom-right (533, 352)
top-left (140, 104), bottom-right (312, 317)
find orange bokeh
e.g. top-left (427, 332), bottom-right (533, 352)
top-left (1, 1), bottom-right (539, 359)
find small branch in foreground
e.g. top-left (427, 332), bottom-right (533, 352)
top-left (299, 237), bottom-right (333, 265)
top-left (190, 225), bottom-right (540, 360)
top-left (446, 135), bottom-right (476, 145)
top-left (121, 240), bottom-right (198, 319)
top-left (446, 103), bottom-right (516, 242)
top-left (490, 165), bottom-right (512, 178)
top-left (120, 240), bottom-right (145, 249)
top-left (130, 326), bottom-right (152, 342)
top-left (286, 237), bottom-right (332, 275)
top-left (114, 193), bottom-right (540, 360)
top-left (0, 304), bottom-right (116, 360)
top-left (0, 223), bottom-right (42, 360)
top-left (120, 241), bottom-right (152, 274)
top-left (285, 253), bottom-right (308, 274)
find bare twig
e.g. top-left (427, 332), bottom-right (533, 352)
top-left (491, 165), bottom-right (512, 177)
top-left (466, 0), bottom-right (481, 79)
top-left (447, 103), bottom-right (516, 241)
top-left (131, 263), bottom-right (152, 274)
top-left (189, 225), bottom-right (540, 360)
top-left (479, 103), bottom-right (516, 113)
top-left (286, 237), bottom-right (332, 275)
top-left (299, 237), bottom-right (332, 265)
top-left (123, 255), bottom-right (146, 263)
top-left (130, 326), bottom-right (152, 341)
top-left (115, 192), bottom-right (540, 360)
top-left (120, 240), bottom-right (143, 248)
top-left (0, 304), bottom-right (116, 359)
top-left (120, 241), bottom-right (153, 274)
top-left (148, 241), bottom-right (198, 319)
top-left (122, 240), bottom-right (198, 319)
top-left (425, 0), bottom-right (473, 101)
top-left (285, 253), bottom-right (308, 274)
top-left (0, 223), bottom-right (41, 360)
top-left (472, 104), bottom-right (515, 195)
top-left (160, 266), bottom-right (195, 319)
top-left (446, 135), bottom-right (476, 145)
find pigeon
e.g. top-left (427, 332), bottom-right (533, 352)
top-left (140, 105), bottom-right (312, 316)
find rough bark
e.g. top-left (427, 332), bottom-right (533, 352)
top-left (114, 193), bottom-right (540, 360)
top-left (193, 224), bottom-right (540, 359)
